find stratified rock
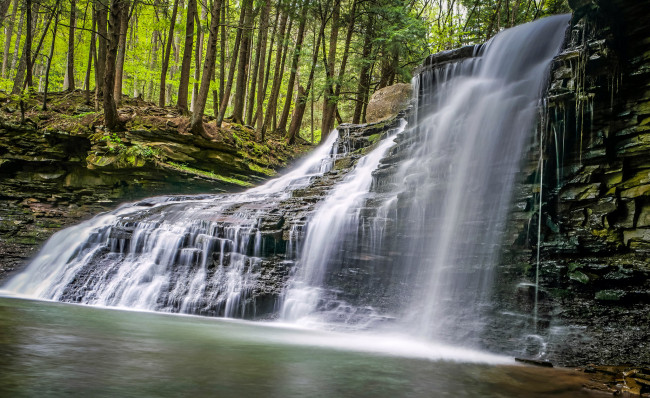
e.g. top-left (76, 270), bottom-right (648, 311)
top-left (365, 83), bottom-right (413, 124)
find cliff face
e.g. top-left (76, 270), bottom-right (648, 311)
top-left (494, 0), bottom-right (650, 366)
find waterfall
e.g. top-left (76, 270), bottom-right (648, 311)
top-left (3, 15), bottom-right (570, 353)
top-left (2, 131), bottom-right (343, 316)
top-left (278, 14), bottom-right (570, 341)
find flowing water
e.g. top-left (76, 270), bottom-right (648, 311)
top-left (2, 14), bottom-right (571, 367)
top-left (2, 131), bottom-right (343, 316)
top-left (0, 297), bottom-right (602, 397)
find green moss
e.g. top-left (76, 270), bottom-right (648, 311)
top-left (367, 133), bottom-right (382, 144)
top-left (568, 270), bottom-right (590, 284)
top-left (568, 262), bottom-right (583, 272)
top-left (248, 163), bottom-right (276, 176)
top-left (166, 162), bottom-right (252, 187)
top-left (595, 289), bottom-right (626, 301)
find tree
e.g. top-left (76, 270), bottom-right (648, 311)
top-left (215, 0), bottom-right (247, 127)
top-left (231, 0), bottom-right (254, 124)
top-left (177, 0), bottom-right (197, 113)
top-left (159, 0), bottom-right (179, 107)
top-left (65, 0), bottom-right (76, 91)
top-left (190, 0), bottom-right (223, 135)
top-left (104, 0), bottom-right (126, 130)
top-left (276, 0), bottom-right (308, 135)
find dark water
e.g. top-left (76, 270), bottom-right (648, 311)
top-left (0, 297), bottom-right (603, 398)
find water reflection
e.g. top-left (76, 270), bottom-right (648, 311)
top-left (0, 298), bottom-right (600, 397)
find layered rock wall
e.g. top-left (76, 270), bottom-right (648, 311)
top-left (495, 0), bottom-right (650, 366)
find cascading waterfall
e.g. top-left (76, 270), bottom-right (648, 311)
top-left (279, 14), bottom-right (570, 343)
top-left (280, 120), bottom-right (407, 325)
top-left (3, 131), bottom-right (343, 316)
top-left (2, 15), bottom-right (570, 355)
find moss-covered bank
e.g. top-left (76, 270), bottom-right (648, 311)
top-left (0, 91), bottom-right (313, 280)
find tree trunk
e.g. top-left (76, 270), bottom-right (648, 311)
top-left (352, 16), bottom-right (373, 124)
top-left (113, 0), bottom-right (130, 106)
top-left (260, 1), bottom-right (291, 140)
top-left (245, 0), bottom-right (270, 127)
top-left (320, 0), bottom-right (340, 135)
top-left (1, 0), bottom-right (19, 78)
top-left (22, 0), bottom-right (33, 91)
top-left (66, 0), bottom-right (76, 91)
top-left (218, 0), bottom-right (226, 109)
top-left (215, 1), bottom-right (246, 127)
top-left (189, 0), bottom-right (222, 135)
top-left (277, 1), bottom-right (307, 136)
top-left (104, 0), bottom-right (125, 130)
top-left (230, 0), bottom-right (253, 124)
top-left (43, 12), bottom-right (60, 110)
top-left (177, 0), bottom-right (196, 113)
top-left (286, 17), bottom-right (323, 145)
top-left (96, 0), bottom-right (108, 95)
top-left (84, 9), bottom-right (96, 104)
top-left (0, 0), bottom-right (11, 27)
top-left (331, 0), bottom-right (356, 123)
top-left (9, 4), bottom-right (23, 77)
top-left (146, 30), bottom-right (160, 100)
top-left (252, 5), bottom-right (280, 128)
top-left (159, 0), bottom-right (179, 107)
top-left (211, 1), bottom-right (222, 117)
top-left (191, 0), bottom-right (206, 110)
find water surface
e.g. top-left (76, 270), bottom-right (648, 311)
top-left (0, 297), bottom-right (602, 397)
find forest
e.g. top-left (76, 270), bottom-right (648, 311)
top-left (0, 0), bottom-right (569, 144)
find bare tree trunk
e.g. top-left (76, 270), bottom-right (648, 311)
top-left (22, 0), bottom-right (33, 91)
top-left (65, 0), bottom-right (76, 90)
top-left (252, 4), bottom-right (280, 128)
top-left (177, 0), bottom-right (196, 113)
top-left (260, 1), bottom-right (291, 140)
top-left (159, 0), bottom-right (179, 107)
top-left (1, 0), bottom-right (19, 78)
top-left (191, 0), bottom-right (206, 110)
top-left (189, 0), bottom-right (222, 135)
top-left (84, 8), bottom-right (96, 104)
top-left (211, 0), bottom-right (222, 117)
top-left (245, 0), bottom-right (270, 127)
top-left (320, 0), bottom-right (340, 135)
top-left (217, 0), bottom-right (226, 109)
top-left (352, 16), bottom-right (373, 124)
top-left (277, 1), bottom-right (307, 136)
top-left (286, 16), bottom-right (323, 145)
top-left (104, 0), bottom-right (125, 130)
top-left (146, 30), bottom-right (160, 100)
top-left (331, 0), bottom-right (356, 124)
top-left (0, 0), bottom-right (11, 27)
top-left (96, 0), bottom-right (108, 95)
top-left (113, 0), bottom-right (130, 106)
top-left (215, 1), bottom-right (246, 127)
top-left (9, 4), bottom-right (23, 77)
top-left (231, 0), bottom-right (253, 124)
top-left (43, 12), bottom-right (60, 110)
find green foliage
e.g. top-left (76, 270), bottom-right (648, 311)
top-left (0, 0), bottom-right (572, 148)
top-left (100, 133), bottom-right (127, 153)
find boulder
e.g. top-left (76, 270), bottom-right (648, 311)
top-left (365, 83), bottom-right (413, 124)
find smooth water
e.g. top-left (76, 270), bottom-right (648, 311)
top-left (0, 297), bottom-right (602, 398)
